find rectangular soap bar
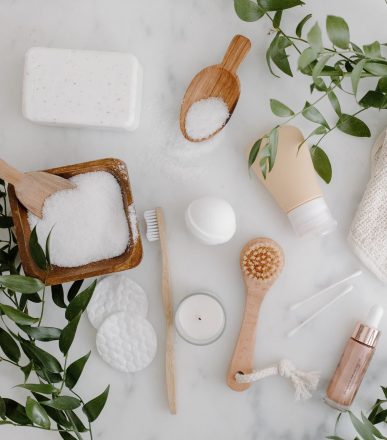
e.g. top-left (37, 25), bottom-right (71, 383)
top-left (22, 47), bottom-right (142, 131)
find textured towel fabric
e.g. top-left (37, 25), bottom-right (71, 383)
top-left (348, 129), bottom-right (387, 283)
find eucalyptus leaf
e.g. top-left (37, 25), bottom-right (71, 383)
top-left (65, 351), bottom-right (91, 389)
top-left (270, 35), bottom-right (293, 76)
top-left (328, 90), bottom-right (342, 116)
top-left (29, 226), bottom-right (47, 271)
top-left (0, 275), bottom-right (44, 293)
top-left (67, 280), bottom-right (83, 302)
top-left (361, 412), bottom-right (385, 439)
top-left (337, 114), bottom-right (371, 137)
top-left (67, 410), bottom-right (89, 433)
top-left (268, 128), bottom-right (279, 171)
top-left (359, 91), bottom-right (386, 109)
top-left (270, 99), bottom-right (294, 117)
top-left (33, 393), bottom-right (73, 430)
top-left (295, 14), bottom-right (312, 38)
top-left (364, 41), bottom-right (381, 58)
top-left (273, 10), bottom-right (282, 28)
top-left (59, 432), bottom-right (78, 440)
top-left (0, 397), bottom-right (5, 420)
top-left (19, 325), bottom-right (61, 341)
top-left (0, 327), bottom-right (20, 362)
top-left (0, 304), bottom-right (38, 325)
top-left (42, 396), bottom-right (81, 411)
top-left (16, 383), bottom-right (59, 394)
top-left (21, 362), bottom-right (33, 382)
top-left (82, 386), bottom-right (110, 423)
top-left (3, 398), bottom-right (30, 425)
top-left (351, 59), bottom-right (367, 95)
top-left (298, 47), bottom-right (317, 70)
top-left (258, 0), bottom-right (304, 11)
top-left (377, 77), bottom-right (387, 93)
top-left (65, 280), bottom-right (97, 321)
top-left (26, 397), bottom-right (50, 429)
top-left (302, 102), bottom-right (329, 128)
top-left (312, 54), bottom-right (333, 82)
top-left (51, 284), bottom-right (67, 309)
top-left (349, 411), bottom-right (377, 440)
top-left (307, 22), bottom-right (322, 52)
top-left (59, 313), bottom-right (81, 356)
top-left (310, 145), bottom-right (332, 183)
top-left (365, 63), bottom-right (387, 76)
top-left (326, 15), bottom-right (350, 49)
top-left (20, 340), bottom-right (63, 373)
top-left (248, 138), bottom-right (263, 168)
top-left (234, 0), bottom-right (264, 22)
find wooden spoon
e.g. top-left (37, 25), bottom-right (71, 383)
top-left (180, 34), bottom-right (251, 142)
top-left (227, 238), bottom-right (284, 391)
top-left (0, 159), bottom-right (75, 218)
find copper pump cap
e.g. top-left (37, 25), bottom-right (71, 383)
top-left (352, 323), bottom-right (380, 347)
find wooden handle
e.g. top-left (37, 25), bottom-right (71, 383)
top-left (156, 208), bottom-right (177, 414)
top-left (221, 35), bottom-right (251, 74)
top-left (227, 287), bottom-right (266, 391)
top-left (0, 159), bottom-right (23, 186)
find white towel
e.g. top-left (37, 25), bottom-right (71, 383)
top-left (348, 129), bottom-right (387, 283)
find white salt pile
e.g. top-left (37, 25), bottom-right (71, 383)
top-left (28, 171), bottom-right (130, 267)
top-left (185, 97), bottom-right (229, 141)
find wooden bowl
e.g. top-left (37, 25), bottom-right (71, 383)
top-left (8, 158), bottom-right (143, 285)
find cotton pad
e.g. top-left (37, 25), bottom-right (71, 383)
top-left (96, 312), bottom-right (157, 373)
top-left (87, 273), bottom-right (148, 329)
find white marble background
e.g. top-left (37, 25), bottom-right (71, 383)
top-left (1, 0), bottom-right (387, 439)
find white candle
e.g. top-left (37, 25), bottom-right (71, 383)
top-left (175, 292), bottom-right (226, 345)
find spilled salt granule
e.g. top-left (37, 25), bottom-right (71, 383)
top-left (28, 171), bottom-right (130, 268)
top-left (185, 97), bottom-right (229, 141)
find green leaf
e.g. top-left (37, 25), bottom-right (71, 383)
top-left (351, 59), bottom-right (367, 95)
top-left (352, 42), bottom-right (364, 54)
top-left (45, 227), bottom-right (53, 267)
top-left (257, 0), bottom-right (304, 11)
top-left (337, 114), bottom-right (371, 137)
top-left (0, 275), bottom-right (44, 293)
top-left (26, 397), bottom-right (50, 429)
top-left (377, 77), bottom-right (387, 93)
top-left (326, 15), bottom-right (350, 49)
top-left (307, 22), bottom-right (322, 52)
top-left (59, 313), bottom-right (81, 355)
top-left (51, 284), bottom-right (67, 309)
top-left (326, 437), bottom-right (345, 440)
top-left (271, 35), bottom-right (293, 76)
top-left (298, 47), bottom-right (317, 70)
top-left (302, 102), bottom-right (329, 128)
top-left (0, 216), bottom-right (13, 228)
top-left (33, 393), bottom-right (72, 430)
top-left (42, 396), bottom-right (81, 411)
top-left (270, 99), bottom-right (294, 117)
top-left (82, 385), bottom-right (110, 423)
top-left (36, 369), bottom-right (62, 384)
top-left (363, 41), bottom-right (381, 58)
top-left (65, 351), bottom-right (91, 389)
top-left (20, 340), bottom-right (63, 373)
top-left (29, 226), bottom-right (47, 271)
top-left (381, 386), bottom-right (387, 399)
top-left (310, 125), bottom-right (328, 136)
top-left (313, 54), bottom-right (333, 83)
top-left (0, 327), bottom-right (20, 362)
top-left (328, 90), bottom-right (342, 116)
top-left (59, 432), bottom-right (78, 440)
top-left (310, 145), bottom-right (332, 183)
top-left (3, 398), bottom-right (30, 424)
top-left (234, 0), bottom-right (264, 21)
top-left (349, 411), bottom-right (377, 440)
top-left (0, 397), bottom-right (6, 420)
top-left (0, 304), bottom-right (38, 325)
top-left (295, 14), bottom-right (312, 38)
top-left (360, 412), bottom-right (385, 439)
top-left (67, 410), bottom-right (89, 433)
top-left (19, 325), bottom-right (61, 341)
top-left (248, 138), bottom-right (263, 168)
top-left (365, 63), bottom-right (387, 76)
top-left (266, 34), bottom-right (281, 77)
top-left (67, 279), bottom-right (83, 302)
top-left (16, 383), bottom-right (59, 394)
top-left (65, 280), bottom-right (96, 321)
top-left (272, 10), bottom-right (282, 28)
top-left (268, 127), bottom-right (279, 171)
top-left (21, 362), bottom-right (33, 382)
top-left (359, 91), bottom-right (386, 109)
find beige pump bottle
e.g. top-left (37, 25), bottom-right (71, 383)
top-left (250, 125), bottom-right (336, 237)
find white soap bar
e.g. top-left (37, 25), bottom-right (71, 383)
top-left (22, 47), bottom-right (142, 131)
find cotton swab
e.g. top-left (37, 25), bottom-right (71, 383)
top-left (289, 270), bottom-right (362, 311)
top-left (287, 285), bottom-right (354, 338)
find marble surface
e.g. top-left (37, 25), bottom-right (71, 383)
top-left (1, 0), bottom-right (387, 439)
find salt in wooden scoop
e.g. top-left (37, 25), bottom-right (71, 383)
top-left (180, 34), bottom-right (251, 142)
top-left (0, 159), bottom-right (75, 218)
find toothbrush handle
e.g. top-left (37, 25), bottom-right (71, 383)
top-left (156, 208), bottom-right (177, 414)
top-left (227, 288), bottom-right (266, 391)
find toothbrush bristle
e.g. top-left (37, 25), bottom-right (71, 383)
top-left (144, 209), bottom-right (160, 242)
top-left (242, 244), bottom-right (282, 281)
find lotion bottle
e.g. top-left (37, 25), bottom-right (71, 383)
top-left (325, 305), bottom-right (384, 410)
top-left (250, 125), bottom-right (337, 237)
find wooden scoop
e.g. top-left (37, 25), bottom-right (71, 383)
top-left (0, 159), bottom-right (75, 218)
top-left (227, 238), bottom-right (284, 391)
top-left (180, 34), bottom-right (251, 142)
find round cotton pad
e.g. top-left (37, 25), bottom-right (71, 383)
top-left (87, 274), bottom-right (148, 329)
top-left (96, 313), bottom-right (157, 373)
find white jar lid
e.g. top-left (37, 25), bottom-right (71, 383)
top-left (287, 197), bottom-right (337, 237)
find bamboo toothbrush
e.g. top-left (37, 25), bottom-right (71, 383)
top-left (144, 208), bottom-right (176, 414)
top-left (227, 237), bottom-right (284, 391)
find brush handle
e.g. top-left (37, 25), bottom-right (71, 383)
top-left (221, 35), bottom-right (251, 74)
top-left (0, 159), bottom-right (23, 186)
top-left (227, 286), bottom-right (267, 391)
top-left (156, 208), bottom-right (177, 415)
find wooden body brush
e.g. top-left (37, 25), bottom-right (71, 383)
top-left (227, 238), bottom-right (284, 391)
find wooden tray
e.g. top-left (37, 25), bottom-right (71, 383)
top-left (8, 158), bottom-right (143, 285)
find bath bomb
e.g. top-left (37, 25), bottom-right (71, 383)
top-left (87, 273), bottom-right (148, 329)
top-left (185, 197), bottom-right (236, 245)
top-left (96, 312), bottom-right (157, 373)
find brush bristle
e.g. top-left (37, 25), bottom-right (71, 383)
top-left (242, 244), bottom-right (282, 281)
top-left (144, 209), bottom-right (160, 242)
